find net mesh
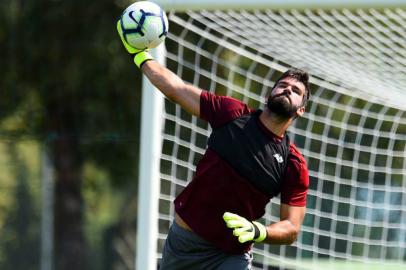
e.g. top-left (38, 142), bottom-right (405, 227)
top-left (155, 8), bottom-right (406, 269)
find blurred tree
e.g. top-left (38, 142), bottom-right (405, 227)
top-left (0, 143), bottom-right (39, 270)
top-left (0, 0), bottom-right (142, 269)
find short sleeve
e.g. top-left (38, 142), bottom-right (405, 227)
top-left (200, 91), bottom-right (252, 128)
top-left (280, 144), bottom-right (309, 207)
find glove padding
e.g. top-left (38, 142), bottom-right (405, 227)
top-left (116, 20), bottom-right (153, 68)
top-left (223, 212), bottom-right (267, 243)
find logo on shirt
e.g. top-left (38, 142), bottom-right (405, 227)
top-left (273, 153), bottom-right (284, 163)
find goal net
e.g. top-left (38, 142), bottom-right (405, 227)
top-left (142, 6), bottom-right (406, 270)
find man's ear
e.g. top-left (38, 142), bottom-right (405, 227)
top-left (296, 106), bottom-right (305, 117)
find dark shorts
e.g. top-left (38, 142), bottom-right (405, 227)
top-left (159, 221), bottom-right (252, 270)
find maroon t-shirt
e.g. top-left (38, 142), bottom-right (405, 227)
top-left (174, 91), bottom-right (309, 254)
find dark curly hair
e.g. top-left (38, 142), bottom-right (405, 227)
top-left (272, 68), bottom-right (311, 106)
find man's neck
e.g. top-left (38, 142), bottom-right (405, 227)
top-left (259, 109), bottom-right (293, 137)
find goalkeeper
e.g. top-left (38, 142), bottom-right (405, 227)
top-left (118, 22), bottom-right (310, 270)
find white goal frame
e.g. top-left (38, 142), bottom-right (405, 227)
top-left (136, 1), bottom-right (406, 270)
top-left (155, 0), bottom-right (406, 11)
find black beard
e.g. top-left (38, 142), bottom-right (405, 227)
top-left (267, 95), bottom-right (298, 118)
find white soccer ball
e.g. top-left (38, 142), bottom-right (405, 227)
top-left (119, 1), bottom-right (169, 50)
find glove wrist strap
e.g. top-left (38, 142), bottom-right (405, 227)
top-left (134, 51), bottom-right (153, 68)
top-left (252, 221), bottom-right (267, 242)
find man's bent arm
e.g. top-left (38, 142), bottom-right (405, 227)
top-left (141, 60), bottom-right (202, 117)
top-left (263, 204), bottom-right (306, 245)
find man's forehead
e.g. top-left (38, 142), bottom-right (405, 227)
top-left (278, 77), bottom-right (305, 90)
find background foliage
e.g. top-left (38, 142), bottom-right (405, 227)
top-left (0, 0), bottom-right (143, 269)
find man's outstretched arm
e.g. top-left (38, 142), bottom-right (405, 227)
top-left (141, 60), bottom-right (202, 118)
top-left (117, 20), bottom-right (202, 117)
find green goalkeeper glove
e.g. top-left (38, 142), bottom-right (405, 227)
top-left (116, 20), bottom-right (153, 68)
top-left (223, 212), bottom-right (267, 243)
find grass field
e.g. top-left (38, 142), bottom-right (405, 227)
top-left (262, 258), bottom-right (406, 270)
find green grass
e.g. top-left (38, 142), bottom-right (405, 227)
top-left (262, 258), bottom-right (405, 270)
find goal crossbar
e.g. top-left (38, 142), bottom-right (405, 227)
top-left (154, 0), bottom-right (406, 11)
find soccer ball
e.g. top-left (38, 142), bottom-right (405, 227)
top-left (119, 1), bottom-right (169, 50)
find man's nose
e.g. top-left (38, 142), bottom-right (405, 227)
top-left (283, 87), bottom-right (292, 95)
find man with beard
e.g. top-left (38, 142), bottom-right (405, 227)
top-left (117, 23), bottom-right (311, 270)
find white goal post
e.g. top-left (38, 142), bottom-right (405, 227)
top-left (136, 1), bottom-right (406, 269)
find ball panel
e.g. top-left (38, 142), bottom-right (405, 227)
top-left (122, 9), bottom-right (143, 26)
top-left (127, 34), bottom-right (149, 50)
